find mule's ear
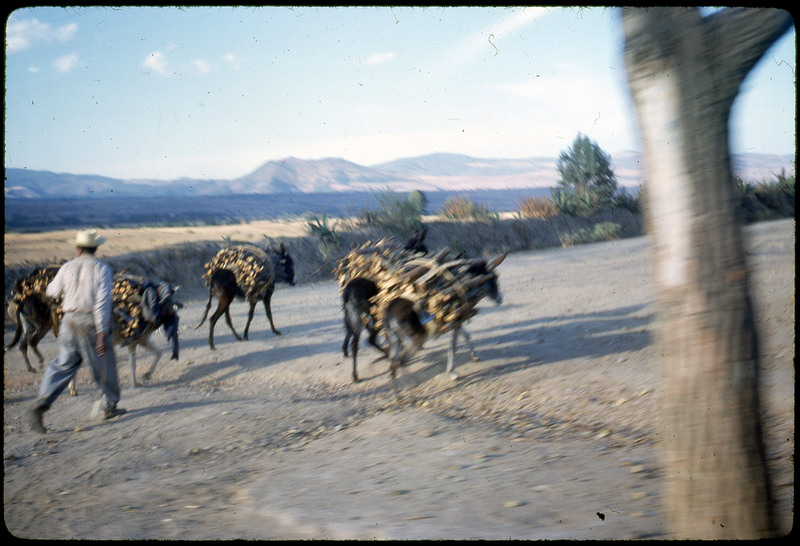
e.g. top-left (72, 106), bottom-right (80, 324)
top-left (280, 242), bottom-right (287, 254)
top-left (487, 252), bottom-right (508, 271)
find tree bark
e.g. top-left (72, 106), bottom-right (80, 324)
top-left (621, 7), bottom-right (793, 539)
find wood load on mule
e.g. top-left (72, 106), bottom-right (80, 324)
top-left (333, 230), bottom-right (506, 386)
top-left (377, 251), bottom-right (506, 386)
top-left (196, 242), bottom-right (296, 350)
top-left (371, 252), bottom-right (506, 335)
top-left (6, 266), bottom-right (182, 389)
top-left (112, 273), bottom-right (181, 376)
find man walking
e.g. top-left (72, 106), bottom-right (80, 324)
top-left (29, 229), bottom-right (126, 434)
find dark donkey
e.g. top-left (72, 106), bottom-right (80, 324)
top-left (5, 294), bottom-right (56, 373)
top-left (383, 253), bottom-right (506, 387)
top-left (197, 243), bottom-right (296, 350)
top-left (5, 265), bottom-right (62, 373)
top-left (341, 228), bottom-right (428, 382)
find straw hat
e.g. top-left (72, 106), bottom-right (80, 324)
top-left (75, 229), bottom-right (106, 248)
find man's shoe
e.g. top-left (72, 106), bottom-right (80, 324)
top-left (29, 405), bottom-right (47, 434)
top-left (102, 406), bottom-right (127, 420)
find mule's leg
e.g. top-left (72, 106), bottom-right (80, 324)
top-left (243, 300), bottom-right (257, 340)
top-left (128, 346), bottom-right (139, 388)
top-left (208, 295), bottom-right (239, 350)
top-left (362, 309), bottom-right (386, 359)
top-left (385, 329), bottom-right (403, 396)
top-left (388, 338), bottom-right (424, 400)
top-left (350, 327), bottom-right (361, 383)
top-left (18, 316), bottom-right (39, 372)
top-left (384, 298), bottom-right (426, 379)
top-left (68, 377), bottom-right (78, 396)
top-left (461, 327), bottom-right (479, 361)
top-left (445, 326), bottom-right (463, 380)
top-left (205, 299), bottom-right (223, 350)
top-left (342, 327), bottom-right (352, 357)
top-left (29, 325), bottom-right (52, 367)
top-left (262, 286), bottom-right (282, 336)
top-left (19, 340), bottom-right (36, 373)
top-left (342, 306), bottom-right (353, 357)
top-left (343, 300), bottom-right (363, 381)
top-left (207, 312), bottom-right (219, 350)
top-left (221, 306), bottom-right (242, 341)
top-left (385, 319), bottom-right (424, 385)
top-left (399, 334), bottom-right (426, 369)
top-left (140, 337), bottom-right (162, 382)
top-left (383, 321), bottom-right (401, 375)
top-left (207, 316), bottom-right (217, 350)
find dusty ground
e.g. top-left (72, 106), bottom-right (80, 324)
top-left (3, 219), bottom-right (794, 540)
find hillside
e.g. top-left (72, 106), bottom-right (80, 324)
top-left (4, 152), bottom-right (794, 200)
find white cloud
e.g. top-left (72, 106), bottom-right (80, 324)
top-left (191, 59), bottom-right (212, 74)
top-left (6, 18), bottom-right (78, 53)
top-left (223, 53), bottom-right (240, 70)
top-left (53, 53), bottom-right (80, 73)
top-left (493, 66), bottom-right (615, 108)
top-left (364, 51), bottom-right (396, 66)
top-left (141, 51), bottom-right (171, 76)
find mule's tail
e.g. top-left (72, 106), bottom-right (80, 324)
top-left (195, 288), bottom-right (213, 330)
top-left (4, 305), bottom-right (24, 351)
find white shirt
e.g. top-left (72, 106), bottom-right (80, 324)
top-left (46, 254), bottom-right (114, 334)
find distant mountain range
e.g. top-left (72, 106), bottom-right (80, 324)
top-left (4, 152), bottom-right (794, 200)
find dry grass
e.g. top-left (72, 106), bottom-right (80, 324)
top-left (518, 195), bottom-right (559, 218)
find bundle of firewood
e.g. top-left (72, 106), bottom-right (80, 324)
top-left (10, 265), bottom-right (61, 302)
top-left (372, 256), bottom-right (493, 336)
top-left (202, 244), bottom-right (275, 298)
top-left (10, 265), bottom-right (64, 334)
top-left (334, 240), bottom-right (495, 336)
top-left (113, 273), bottom-right (157, 340)
top-left (332, 238), bottom-right (428, 289)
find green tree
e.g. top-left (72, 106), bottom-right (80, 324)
top-left (408, 189), bottom-right (428, 215)
top-left (552, 133), bottom-right (618, 214)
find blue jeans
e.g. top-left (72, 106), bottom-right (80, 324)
top-left (36, 312), bottom-right (121, 410)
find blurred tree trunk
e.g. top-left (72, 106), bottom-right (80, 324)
top-left (621, 7), bottom-right (792, 539)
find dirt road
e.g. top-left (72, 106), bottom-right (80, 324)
top-left (3, 220), bottom-right (794, 539)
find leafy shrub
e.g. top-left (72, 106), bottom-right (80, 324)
top-left (306, 213), bottom-right (340, 244)
top-left (559, 221), bottom-right (622, 247)
top-left (305, 212), bottom-right (342, 259)
top-left (518, 195), bottom-right (559, 218)
top-left (441, 196), bottom-right (498, 222)
top-left (592, 221), bottom-right (622, 240)
top-left (736, 169), bottom-right (795, 222)
top-left (558, 228), bottom-right (593, 247)
top-left (610, 187), bottom-right (641, 213)
top-left (357, 190), bottom-right (425, 234)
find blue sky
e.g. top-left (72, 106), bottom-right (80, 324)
top-left (5, 6), bottom-right (796, 181)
